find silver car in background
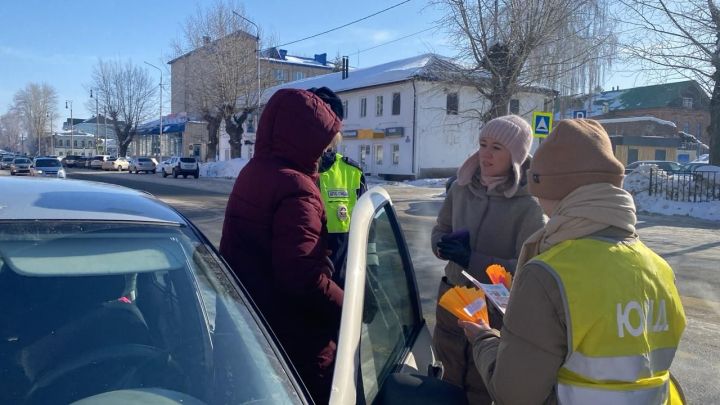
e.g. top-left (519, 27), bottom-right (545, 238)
top-left (128, 157), bottom-right (157, 174)
top-left (9, 157), bottom-right (31, 175)
top-left (31, 157), bottom-right (67, 178)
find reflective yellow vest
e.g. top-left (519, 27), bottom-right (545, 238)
top-left (530, 238), bottom-right (686, 404)
top-left (319, 153), bottom-right (362, 233)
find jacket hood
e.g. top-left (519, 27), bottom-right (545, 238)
top-left (255, 89), bottom-right (342, 174)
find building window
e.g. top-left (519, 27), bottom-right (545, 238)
top-left (360, 97), bottom-right (367, 117)
top-left (509, 99), bottom-right (520, 114)
top-left (374, 144), bottom-right (383, 165)
top-left (655, 149), bottom-right (667, 161)
top-left (628, 148), bottom-right (639, 164)
top-left (274, 69), bottom-right (287, 84)
top-left (294, 71), bottom-right (305, 81)
top-left (342, 100), bottom-right (348, 120)
top-left (81, 140), bottom-right (86, 147)
top-left (446, 93), bottom-right (458, 115)
top-left (682, 97), bottom-right (693, 109)
top-left (359, 144), bottom-right (370, 171)
top-left (376, 95), bottom-right (383, 116)
top-left (392, 144), bottom-right (400, 165)
top-left (684, 122), bottom-right (690, 133)
top-left (74, 140), bottom-right (78, 147)
top-left (392, 92), bottom-right (401, 115)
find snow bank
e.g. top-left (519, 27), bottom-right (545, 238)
top-left (624, 165), bottom-right (720, 221)
top-left (200, 158), bottom-right (249, 178)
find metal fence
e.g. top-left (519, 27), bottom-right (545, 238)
top-left (649, 168), bottom-right (720, 202)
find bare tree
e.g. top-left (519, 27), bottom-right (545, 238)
top-left (0, 108), bottom-right (24, 152)
top-left (436, 0), bottom-right (616, 122)
top-left (619, 0), bottom-right (718, 164)
top-left (12, 82), bottom-right (58, 155)
top-left (173, 0), bottom-right (267, 160)
top-left (89, 59), bottom-right (158, 157)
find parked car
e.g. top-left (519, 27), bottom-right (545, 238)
top-left (1, 155), bottom-right (16, 169)
top-left (9, 157), bottom-right (32, 175)
top-left (128, 157), bottom-right (157, 174)
top-left (161, 156), bottom-right (200, 179)
top-left (0, 178), bottom-right (458, 405)
top-left (102, 156), bottom-right (130, 171)
top-left (30, 157), bottom-right (66, 178)
top-left (89, 155), bottom-right (111, 170)
top-left (61, 155), bottom-right (83, 168)
top-left (624, 160), bottom-right (683, 175)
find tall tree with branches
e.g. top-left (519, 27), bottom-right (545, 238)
top-left (437, 0), bottom-right (616, 122)
top-left (0, 108), bottom-right (24, 152)
top-left (12, 82), bottom-right (57, 155)
top-left (619, 0), bottom-right (719, 164)
top-left (89, 59), bottom-right (158, 157)
top-left (173, 0), bottom-right (266, 160)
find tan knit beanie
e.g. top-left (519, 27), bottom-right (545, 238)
top-left (528, 119), bottom-right (624, 200)
top-left (456, 115), bottom-right (532, 197)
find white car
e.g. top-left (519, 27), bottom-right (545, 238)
top-left (102, 156), bottom-right (130, 171)
top-left (0, 179), bottom-right (459, 405)
top-left (30, 157), bottom-right (67, 178)
top-left (160, 156), bottom-right (200, 179)
top-left (90, 155), bottom-right (111, 170)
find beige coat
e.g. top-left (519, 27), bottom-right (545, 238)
top-left (431, 164), bottom-right (545, 404)
top-left (431, 168), bottom-right (546, 285)
top-left (472, 227), bottom-right (637, 404)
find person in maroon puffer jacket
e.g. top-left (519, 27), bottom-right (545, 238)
top-left (219, 88), bottom-right (344, 404)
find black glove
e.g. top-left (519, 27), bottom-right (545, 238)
top-left (437, 238), bottom-right (471, 269)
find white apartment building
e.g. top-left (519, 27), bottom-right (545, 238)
top-left (262, 54), bottom-right (553, 178)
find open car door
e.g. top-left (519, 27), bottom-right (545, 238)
top-left (330, 186), bottom-right (463, 405)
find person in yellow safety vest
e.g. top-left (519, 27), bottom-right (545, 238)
top-left (308, 87), bottom-right (368, 285)
top-left (459, 119), bottom-right (687, 405)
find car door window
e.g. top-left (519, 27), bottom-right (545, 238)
top-left (358, 204), bottom-right (422, 403)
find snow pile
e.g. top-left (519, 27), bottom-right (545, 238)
top-left (200, 158), bottom-right (249, 178)
top-left (404, 178), bottom-right (449, 188)
top-left (624, 165), bottom-right (720, 221)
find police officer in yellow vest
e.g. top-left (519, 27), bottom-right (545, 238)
top-left (309, 87), bottom-right (367, 285)
top-left (460, 119), bottom-right (686, 404)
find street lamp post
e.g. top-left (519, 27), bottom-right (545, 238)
top-left (46, 111), bottom-right (54, 156)
top-left (65, 100), bottom-right (73, 156)
top-left (233, 11), bottom-right (261, 114)
top-left (144, 61), bottom-right (163, 159)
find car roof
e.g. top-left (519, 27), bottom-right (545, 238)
top-left (0, 177), bottom-right (186, 224)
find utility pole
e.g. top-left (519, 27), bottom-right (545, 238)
top-left (90, 89), bottom-right (100, 153)
top-left (233, 11), bottom-right (261, 115)
top-left (144, 61), bottom-right (163, 159)
top-left (65, 100), bottom-right (73, 156)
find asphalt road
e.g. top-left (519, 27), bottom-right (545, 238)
top-left (62, 168), bottom-right (720, 403)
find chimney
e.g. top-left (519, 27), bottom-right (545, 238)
top-left (314, 53), bottom-right (327, 66)
top-left (279, 49), bottom-right (288, 60)
top-left (202, 36), bottom-right (211, 45)
top-left (342, 56), bottom-right (349, 80)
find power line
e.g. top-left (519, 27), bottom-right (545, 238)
top-left (350, 27), bottom-right (436, 56)
top-left (274, 0), bottom-right (413, 48)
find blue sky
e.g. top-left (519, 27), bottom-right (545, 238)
top-left (0, 0), bottom-right (640, 128)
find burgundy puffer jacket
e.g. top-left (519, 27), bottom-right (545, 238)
top-left (219, 89), bottom-right (343, 398)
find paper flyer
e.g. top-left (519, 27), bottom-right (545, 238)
top-left (461, 270), bottom-right (510, 314)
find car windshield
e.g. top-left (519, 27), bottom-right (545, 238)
top-left (139, 158), bottom-right (152, 162)
top-left (0, 221), bottom-right (301, 405)
top-left (35, 159), bottom-right (61, 167)
top-left (14, 158), bottom-right (30, 164)
top-left (3, 157), bottom-right (15, 162)
top-left (180, 158), bottom-right (196, 163)
top-left (665, 162), bottom-right (682, 171)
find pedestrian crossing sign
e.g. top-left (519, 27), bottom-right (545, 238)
top-left (532, 112), bottom-right (553, 138)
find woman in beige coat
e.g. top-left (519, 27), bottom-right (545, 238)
top-left (431, 115), bottom-right (545, 404)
